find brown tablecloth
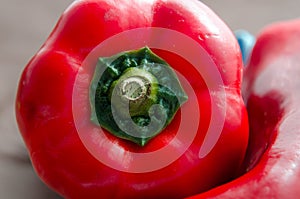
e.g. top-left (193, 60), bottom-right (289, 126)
top-left (1, 0), bottom-right (299, 198)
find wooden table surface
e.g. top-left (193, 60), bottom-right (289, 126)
top-left (0, 0), bottom-right (299, 198)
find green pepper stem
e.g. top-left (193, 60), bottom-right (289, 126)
top-left (109, 67), bottom-right (158, 117)
top-left (120, 76), bottom-right (147, 101)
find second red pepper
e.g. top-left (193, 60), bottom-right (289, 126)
top-left (188, 19), bottom-right (300, 199)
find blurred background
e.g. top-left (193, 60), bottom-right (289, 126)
top-left (0, 0), bottom-right (299, 198)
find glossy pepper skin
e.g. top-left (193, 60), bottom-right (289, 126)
top-left (188, 19), bottom-right (300, 199)
top-left (15, 0), bottom-right (248, 198)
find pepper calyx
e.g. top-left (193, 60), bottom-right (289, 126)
top-left (89, 47), bottom-right (188, 146)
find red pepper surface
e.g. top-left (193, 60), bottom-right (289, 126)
top-left (15, 0), bottom-right (248, 198)
top-left (188, 19), bottom-right (300, 199)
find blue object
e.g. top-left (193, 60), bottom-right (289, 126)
top-left (235, 30), bottom-right (256, 65)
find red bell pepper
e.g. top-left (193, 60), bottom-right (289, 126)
top-left (15, 0), bottom-right (248, 198)
top-left (188, 19), bottom-right (300, 199)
